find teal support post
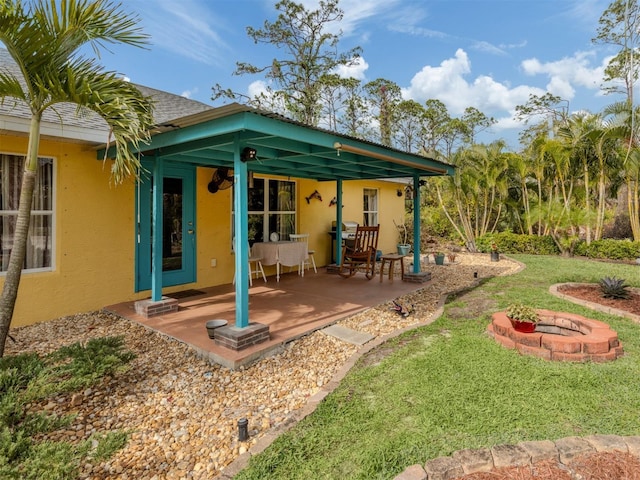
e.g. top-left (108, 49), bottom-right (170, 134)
top-left (151, 157), bottom-right (164, 301)
top-left (412, 175), bottom-right (421, 273)
top-left (233, 145), bottom-right (250, 328)
top-left (335, 179), bottom-right (343, 265)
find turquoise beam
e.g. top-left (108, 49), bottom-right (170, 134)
top-left (335, 179), bottom-right (343, 265)
top-left (233, 143), bottom-right (250, 328)
top-left (412, 175), bottom-right (421, 274)
top-left (151, 156), bottom-right (164, 301)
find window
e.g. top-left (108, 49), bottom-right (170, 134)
top-left (363, 188), bottom-right (378, 226)
top-left (0, 154), bottom-right (54, 272)
top-left (233, 177), bottom-right (296, 244)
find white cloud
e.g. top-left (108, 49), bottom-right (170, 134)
top-left (521, 51), bottom-right (607, 95)
top-left (333, 56), bottom-right (369, 80)
top-left (128, 0), bottom-right (230, 66)
top-left (402, 49), bottom-right (546, 132)
top-left (471, 41), bottom-right (507, 56)
top-left (181, 88), bottom-right (198, 99)
top-left (248, 80), bottom-right (269, 100)
top-left (298, 0), bottom-right (404, 36)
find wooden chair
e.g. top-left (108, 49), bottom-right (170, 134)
top-left (338, 225), bottom-right (380, 279)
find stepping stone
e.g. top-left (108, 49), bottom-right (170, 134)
top-left (322, 325), bottom-right (374, 345)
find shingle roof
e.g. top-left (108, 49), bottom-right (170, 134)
top-left (0, 48), bottom-right (213, 138)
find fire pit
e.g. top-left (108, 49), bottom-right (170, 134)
top-left (488, 309), bottom-right (623, 362)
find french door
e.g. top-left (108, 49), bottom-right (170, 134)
top-left (135, 162), bottom-right (196, 291)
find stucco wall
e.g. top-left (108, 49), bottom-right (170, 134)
top-left (0, 135), bottom-right (406, 327)
top-left (0, 134), bottom-right (140, 327)
top-left (195, 172), bottom-right (406, 282)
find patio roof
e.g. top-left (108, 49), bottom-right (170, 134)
top-left (121, 103), bottom-right (455, 180)
top-left (98, 102), bottom-right (454, 339)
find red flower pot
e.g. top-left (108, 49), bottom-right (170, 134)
top-left (510, 319), bottom-right (536, 333)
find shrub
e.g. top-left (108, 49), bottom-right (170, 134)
top-left (505, 303), bottom-right (539, 323)
top-left (0, 336), bottom-right (134, 479)
top-left (574, 239), bottom-right (640, 260)
top-left (599, 276), bottom-right (631, 299)
top-left (477, 232), bottom-right (559, 255)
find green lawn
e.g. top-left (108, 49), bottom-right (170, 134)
top-left (235, 255), bottom-right (640, 480)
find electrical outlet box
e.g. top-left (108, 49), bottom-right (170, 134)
top-left (210, 258), bottom-right (217, 267)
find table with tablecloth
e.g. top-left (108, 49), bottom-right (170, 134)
top-left (252, 241), bottom-right (308, 281)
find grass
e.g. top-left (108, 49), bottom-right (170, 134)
top-left (235, 255), bottom-right (640, 479)
top-left (0, 337), bottom-right (134, 479)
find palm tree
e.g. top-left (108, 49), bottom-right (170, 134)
top-left (0, 0), bottom-right (154, 356)
top-left (602, 101), bottom-right (640, 241)
top-left (557, 111), bottom-right (600, 244)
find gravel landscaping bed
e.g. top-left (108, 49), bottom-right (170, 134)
top-left (6, 253), bottom-right (521, 479)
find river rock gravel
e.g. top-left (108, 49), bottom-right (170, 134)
top-left (6, 253), bottom-right (520, 479)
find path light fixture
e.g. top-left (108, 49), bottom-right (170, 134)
top-left (238, 418), bottom-right (248, 441)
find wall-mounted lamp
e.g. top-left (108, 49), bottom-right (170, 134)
top-left (241, 147), bottom-right (257, 162)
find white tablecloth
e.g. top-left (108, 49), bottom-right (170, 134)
top-left (252, 241), bottom-right (308, 280)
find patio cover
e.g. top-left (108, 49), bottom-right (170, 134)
top-left (99, 103), bottom-right (455, 329)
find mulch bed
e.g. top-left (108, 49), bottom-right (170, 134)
top-left (557, 283), bottom-right (640, 316)
top-left (454, 451), bottom-right (640, 480)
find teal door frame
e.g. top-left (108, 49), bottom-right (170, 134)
top-left (135, 160), bottom-right (197, 292)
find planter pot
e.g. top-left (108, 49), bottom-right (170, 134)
top-left (434, 254), bottom-right (445, 265)
top-left (205, 319), bottom-right (228, 339)
top-left (397, 244), bottom-right (411, 256)
top-left (510, 319), bottom-right (537, 333)
top-left (490, 251), bottom-right (500, 262)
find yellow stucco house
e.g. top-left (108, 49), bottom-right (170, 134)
top-left (0, 49), bottom-right (454, 329)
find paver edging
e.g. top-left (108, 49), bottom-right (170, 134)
top-left (550, 282), bottom-right (640, 324)
top-left (394, 435), bottom-right (640, 479)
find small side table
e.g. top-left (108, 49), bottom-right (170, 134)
top-left (379, 254), bottom-right (406, 283)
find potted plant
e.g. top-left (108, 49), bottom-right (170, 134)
top-left (434, 251), bottom-right (445, 265)
top-left (505, 303), bottom-right (539, 333)
top-left (393, 219), bottom-right (411, 256)
top-left (490, 242), bottom-right (500, 262)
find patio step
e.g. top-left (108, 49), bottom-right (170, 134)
top-left (322, 325), bottom-right (374, 345)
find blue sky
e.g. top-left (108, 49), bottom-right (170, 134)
top-left (98, 0), bottom-right (620, 148)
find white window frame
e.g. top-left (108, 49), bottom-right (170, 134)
top-left (363, 188), bottom-right (378, 226)
top-left (0, 152), bottom-right (56, 274)
top-left (232, 177), bottom-right (297, 245)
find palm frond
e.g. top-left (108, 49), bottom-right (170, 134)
top-left (0, 0), bottom-right (153, 183)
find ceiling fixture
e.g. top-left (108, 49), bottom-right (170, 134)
top-left (207, 167), bottom-right (234, 193)
top-left (241, 147), bottom-right (257, 162)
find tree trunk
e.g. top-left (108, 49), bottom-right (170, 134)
top-left (583, 162), bottom-right (592, 244)
top-left (628, 178), bottom-right (640, 241)
top-left (0, 115), bottom-right (41, 357)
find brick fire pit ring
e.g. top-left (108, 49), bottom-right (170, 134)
top-left (488, 309), bottom-right (623, 362)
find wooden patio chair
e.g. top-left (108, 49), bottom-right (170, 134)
top-left (338, 225), bottom-right (380, 279)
